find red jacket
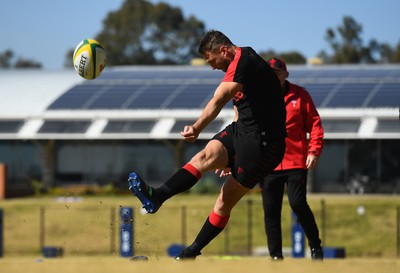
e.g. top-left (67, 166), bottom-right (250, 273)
top-left (275, 81), bottom-right (324, 171)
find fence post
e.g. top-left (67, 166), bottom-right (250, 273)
top-left (181, 206), bottom-right (187, 246)
top-left (321, 199), bottom-right (326, 247)
top-left (397, 206), bottom-right (400, 257)
top-left (291, 211), bottom-right (305, 258)
top-left (120, 207), bottom-right (134, 257)
top-left (247, 199), bottom-right (253, 255)
top-left (224, 225), bottom-right (230, 255)
top-left (110, 207), bottom-right (116, 254)
top-left (40, 207), bottom-right (45, 251)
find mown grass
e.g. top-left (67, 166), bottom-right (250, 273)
top-left (0, 193), bottom-right (399, 258)
top-left (1, 256), bottom-right (400, 273)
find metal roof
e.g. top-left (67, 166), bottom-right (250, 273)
top-left (0, 69), bottom-right (82, 116)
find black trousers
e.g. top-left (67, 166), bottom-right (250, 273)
top-left (260, 169), bottom-right (322, 257)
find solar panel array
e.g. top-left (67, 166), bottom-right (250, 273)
top-left (322, 119), bottom-right (361, 133)
top-left (171, 119), bottom-right (225, 134)
top-left (0, 66), bottom-right (395, 139)
top-left (289, 68), bottom-right (400, 108)
top-left (47, 66), bottom-right (400, 110)
top-left (103, 120), bottom-right (156, 133)
top-left (375, 119), bottom-right (400, 133)
top-left (38, 120), bottom-right (91, 134)
top-left (0, 120), bottom-right (24, 133)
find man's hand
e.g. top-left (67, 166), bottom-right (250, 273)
top-left (306, 155), bottom-right (319, 169)
top-left (215, 168), bottom-right (232, 177)
top-left (181, 125), bottom-right (199, 143)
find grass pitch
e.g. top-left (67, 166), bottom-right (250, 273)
top-left (0, 255), bottom-right (399, 273)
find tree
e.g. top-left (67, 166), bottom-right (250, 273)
top-left (64, 48), bottom-right (75, 68)
top-left (14, 58), bottom-right (42, 68)
top-left (0, 49), bottom-right (42, 69)
top-left (258, 49), bottom-right (306, 64)
top-left (278, 52), bottom-right (306, 64)
top-left (395, 41), bottom-right (400, 62)
top-left (0, 49), bottom-right (14, 68)
top-left (258, 49), bottom-right (278, 62)
top-left (325, 16), bottom-right (381, 64)
top-left (380, 41), bottom-right (400, 63)
top-left (94, 0), bottom-right (206, 65)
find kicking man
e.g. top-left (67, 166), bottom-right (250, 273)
top-left (128, 30), bottom-right (287, 259)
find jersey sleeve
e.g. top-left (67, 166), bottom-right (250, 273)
top-left (302, 89), bottom-right (324, 157)
top-left (222, 47), bottom-right (246, 84)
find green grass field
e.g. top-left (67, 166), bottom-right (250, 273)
top-left (0, 193), bottom-right (399, 259)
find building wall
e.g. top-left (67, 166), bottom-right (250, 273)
top-left (314, 139), bottom-right (400, 193)
top-left (0, 138), bottom-right (399, 197)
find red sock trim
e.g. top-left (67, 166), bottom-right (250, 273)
top-left (209, 210), bottom-right (230, 228)
top-left (183, 163), bottom-right (202, 180)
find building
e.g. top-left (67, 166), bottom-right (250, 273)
top-left (0, 65), bottom-right (399, 196)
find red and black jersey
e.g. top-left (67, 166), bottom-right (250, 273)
top-left (222, 47), bottom-right (287, 140)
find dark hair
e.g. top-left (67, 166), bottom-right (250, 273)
top-left (198, 30), bottom-right (234, 55)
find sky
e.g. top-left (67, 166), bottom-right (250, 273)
top-left (1, 0), bottom-right (399, 70)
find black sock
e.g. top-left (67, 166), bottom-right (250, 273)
top-left (189, 217), bottom-right (224, 253)
top-left (156, 168), bottom-right (199, 203)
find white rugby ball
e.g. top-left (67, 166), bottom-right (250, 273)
top-left (73, 39), bottom-right (106, 80)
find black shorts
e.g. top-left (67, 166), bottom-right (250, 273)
top-left (212, 123), bottom-right (285, 189)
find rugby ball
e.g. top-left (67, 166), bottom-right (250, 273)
top-left (73, 39), bottom-right (106, 80)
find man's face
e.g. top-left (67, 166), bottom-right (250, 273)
top-left (203, 46), bottom-right (230, 72)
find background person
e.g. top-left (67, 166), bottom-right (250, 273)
top-left (260, 58), bottom-right (324, 260)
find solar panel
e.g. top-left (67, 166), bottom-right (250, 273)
top-left (327, 83), bottom-right (376, 107)
top-left (165, 84), bottom-right (216, 108)
top-left (290, 68), bottom-right (398, 79)
top-left (126, 84), bottom-right (180, 109)
top-left (48, 84), bottom-right (102, 109)
top-left (87, 84), bottom-right (142, 109)
top-left (99, 68), bottom-right (224, 81)
top-left (47, 66), bottom-right (400, 110)
top-left (303, 83), bottom-right (336, 107)
top-left (38, 120), bottom-right (91, 133)
top-left (103, 120), bottom-right (156, 133)
top-left (375, 119), bottom-right (400, 133)
top-left (367, 83), bottom-right (400, 107)
top-left (0, 120), bottom-right (24, 133)
top-left (171, 119), bottom-right (225, 134)
top-left (100, 70), bottom-right (156, 80)
top-left (322, 119), bottom-right (360, 133)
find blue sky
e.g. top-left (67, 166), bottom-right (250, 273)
top-left (1, 0), bottom-right (399, 70)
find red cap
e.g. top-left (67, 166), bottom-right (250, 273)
top-left (268, 58), bottom-right (287, 72)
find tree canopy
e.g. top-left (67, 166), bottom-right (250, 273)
top-left (4, 2), bottom-right (399, 69)
top-left (259, 50), bottom-right (307, 64)
top-left (324, 16), bottom-right (378, 63)
top-left (64, 2), bottom-right (399, 67)
top-left (95, 0), bottom-right (206, 65)
top-left (0, 49), bottom-right (42, 69)
top-left (261, 16), bottom-right (400, 65)
top-left (322, 16), bottom-right (400, 64)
